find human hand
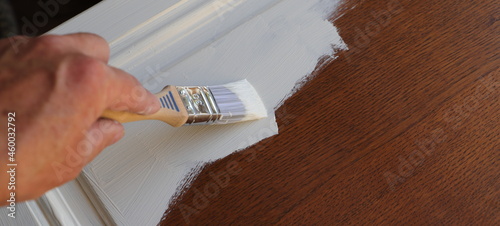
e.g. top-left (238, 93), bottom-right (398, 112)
top-left (0, 33), bottom-right (161, 205)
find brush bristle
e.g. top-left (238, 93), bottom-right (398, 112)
top-left (209, 80), bottom-right (267, 124)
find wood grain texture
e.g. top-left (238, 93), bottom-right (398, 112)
top-left (160, 0), bottom-right (499, 224)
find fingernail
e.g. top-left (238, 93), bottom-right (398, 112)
top-left (138, 106), bottom-right (149, 115)
top-left (112, 130), bottom-right (125, 144)
top-left (147, 101), bottom-right (161, 114)
top-left (148, 106), bottom-right (155, 113)
top-left (139, 106), bottom-right (152, 115)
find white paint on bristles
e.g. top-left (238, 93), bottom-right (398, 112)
top-left (43, 0), bottom-right (347, 225)
top-left (210, 79), bottom-right (268, 124)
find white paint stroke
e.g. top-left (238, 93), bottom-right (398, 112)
top-left (79, 0), bottom-right (346, 225)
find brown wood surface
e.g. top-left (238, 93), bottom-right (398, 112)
top-left (160, 0), bottom-right (499, 225)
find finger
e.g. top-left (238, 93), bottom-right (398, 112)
top-left (34, 33), bottom-right (110, 63)
top-left (105, 66), bottom-right (161, 115)
top-left (61, 33), bottom-right (110, 63)
top-left (79, 119), bottom-right (124, 165)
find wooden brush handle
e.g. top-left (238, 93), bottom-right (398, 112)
top-left (101, 86), bottom-right (189, 127)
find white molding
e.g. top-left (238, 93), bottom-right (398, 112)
top-left (107, 0), bottom-right (283, 78)
top-left (40, 180), bottom-right (107, 225)
top-left (51, 0), bottom-right (282, 82)
top-left (24, 201), bottom-right (54, 226)
top-left (42, 189), bottom-right (80, 225)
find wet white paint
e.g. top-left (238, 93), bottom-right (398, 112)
top-left (48, 0), bottom-right (346, 225)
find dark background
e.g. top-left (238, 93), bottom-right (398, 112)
top-left (9, 0), bottom-right (100, 36)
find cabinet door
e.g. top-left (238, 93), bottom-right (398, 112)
top-left (38, 0), bottom-right (345, 225)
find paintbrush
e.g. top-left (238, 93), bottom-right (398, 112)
top-left (102, 79), bottom-right (267, 127)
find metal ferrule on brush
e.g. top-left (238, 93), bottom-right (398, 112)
top-left (176, 86), bottom-right (222, 124)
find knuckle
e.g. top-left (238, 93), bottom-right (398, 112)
top-left (63, 55), bottom-right (106, 86)
top-left (73, 55), bottom-right (104, 75)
